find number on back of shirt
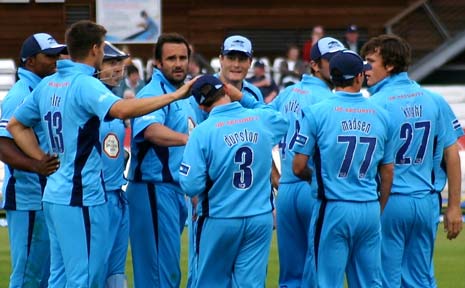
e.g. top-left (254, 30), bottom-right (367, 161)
top-left (337, 135), bottom-right (377, 178)
top-left (279, 120), bottom-right (300, 159)
top-left (395, 121), bottom-right (431, 165)
top-left (44, 111), bottom-right (64, 153)
top-left (233, 146), bottom-right (254, 189)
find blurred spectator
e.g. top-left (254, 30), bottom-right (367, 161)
top-left (302, 25), bottom-right (324, 62)
top-left (246, 60), bottom-right (279, 103)
top-left (146, 57), bottom-right (155, 82)
top-left (342, 24), bottom-right (365, 54)
top-left (114, 64), bottom-right (145, 99)
top-left (119, 45), bottom-right (145, 80)
top-left (189, 44), bottom-right (214, 74)
top-left (187, 55), bottom-right (203, 81)
top-left (279, 44), bottom-right (307, 87)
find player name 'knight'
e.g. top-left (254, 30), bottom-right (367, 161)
top-left (401, 104), bottom-right (423, 119)
top-left (224, 128), bottom-right (259, 147)
top-left (341, 118), bottom-right (371, 134)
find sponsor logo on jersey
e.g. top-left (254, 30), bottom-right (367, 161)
top-left (103, 132), bottom-right (120, 158)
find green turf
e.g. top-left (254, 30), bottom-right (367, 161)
top-left (0, 225), bottom-right (463, 287)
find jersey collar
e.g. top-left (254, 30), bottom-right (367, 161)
top-left (209, 101), bottom-right (242, 116)
top-left (17, 67), bottom-right (42, 89)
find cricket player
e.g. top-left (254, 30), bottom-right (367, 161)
top-left (361, 34), bottom-right (462, 287)
top-left (0, 32), bottom-right (64, 288)
top-left (125, 33), bottom-right (197, 287)
top-left (293, 50), bottom-right (394, 287)
top-left (98, 42), bottom-right (131, 288)
top-left (268, 36), bottom-right (345, 287)
top-left (7, 20), bottom-right (196, 287)
top-left (179, 74), bottom-right (288, 287)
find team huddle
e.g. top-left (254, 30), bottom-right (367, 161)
top-left (0, 19), bottom-right (463, 288)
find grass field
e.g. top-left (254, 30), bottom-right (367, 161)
top-left (0, 225), bottom-right (463, 287)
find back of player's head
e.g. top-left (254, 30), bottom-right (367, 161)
top-left (311, 37), bottom-right (345, 62)
top-left (330, 50), bottom-right (371, 87)
top-left (360, 34), bottom-right (411, 75)
top-left (154, 33), bottom-right (191, 62)
top-left (65, 20), bottom-right (107, 61)
top-left (221, 35), bottom-right (253, 58)
top-left (191, 74), bottom-right (225, 107)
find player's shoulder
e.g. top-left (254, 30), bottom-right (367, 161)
top-left (2, 80), bottom-right (29, 104)
top-left (136, 78), bottom-right (165, 98)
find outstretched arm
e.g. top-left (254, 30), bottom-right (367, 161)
top-left (108, 76), bottom-right (198, 119)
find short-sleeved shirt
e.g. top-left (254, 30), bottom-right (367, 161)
top-left (293, 91), bottom-right (393, 201)
top-left (179, 102), bottom-right (288, 218)
top-left (0, 68), bottom-right (46, 210)
top-left (269, 74), bottom-right (332, 188)
top-left (14, 59), bottom-right (120, 206)
top-left (368, 72), bottom-right (457, 197)
top-left (127, 69), bottom-right (198, 184)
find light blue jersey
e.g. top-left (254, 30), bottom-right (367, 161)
top-left (368, 72), bottom-right (457, 197)
top-left (14, 59), bottom-right (120, 206)
top-left (368, 72), bottom-right (458, 288)
top-left (432, 97), bottom-right (463, 192)
top-left (100, 118), bottom-right (127, 191)
top-left (0, 68), bottom-right (47, 210)
top-left (269, 74), bottom-right (333, 287)
top-left (269, 74), bottom-right (332, 185)
top-left (294, 91), bottom-right (394, 201)
top-left (179, 102), bottom-right (288, 218)
top-left (127, 69), bottom-right (197, 183)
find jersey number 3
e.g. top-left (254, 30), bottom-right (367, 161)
top-left (233, 146), bottom-right (254, 189)
top-left (44, 111), bottom-right (64, 153)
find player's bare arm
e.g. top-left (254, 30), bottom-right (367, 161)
top-left (271, 161), bottom-right (280, 189)
top-left (443, 143), bottom-right (463, 240)
top-left (0, 137), bottom-right (59, 175)
top-left (223, 82), bottom-right (244, 102)
top-left (109, 76), bottom-right (198, 119)
top-left (378, 163), bottom-right (393, 212)
top-left (292, 153), bottom-right (312, 183)
top-left (7, 117), bottom-right (47, 161)
top-left (144, 123), bottom-right (188, 147)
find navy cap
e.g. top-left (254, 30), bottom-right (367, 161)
top-left (20, 33), bottom-right (67, 62)
top-left (347, 24), bottom-right (358, 33)
top-left (221, 35), bottom-right (253, 57)
top-left (253, 60), bottom-right (265, 68)
top-left (310, 37), bottom-right (345, 61)
top-left (329, 50), bottom-right (371, 81)
top-left (191, 75), bottom-right (224, 105)
top-left (103, 41), bottom-right (129, 61)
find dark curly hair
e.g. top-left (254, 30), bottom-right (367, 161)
top-left (360, 34), bottom-right (411, 75)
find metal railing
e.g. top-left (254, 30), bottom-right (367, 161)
top-left (385, 0), bottom-right (465, 80)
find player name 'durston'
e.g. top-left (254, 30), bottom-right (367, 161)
top-left (341, 118), bottom-right (372, 134)
top-left (224, 129), bottom-right (259, 147)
